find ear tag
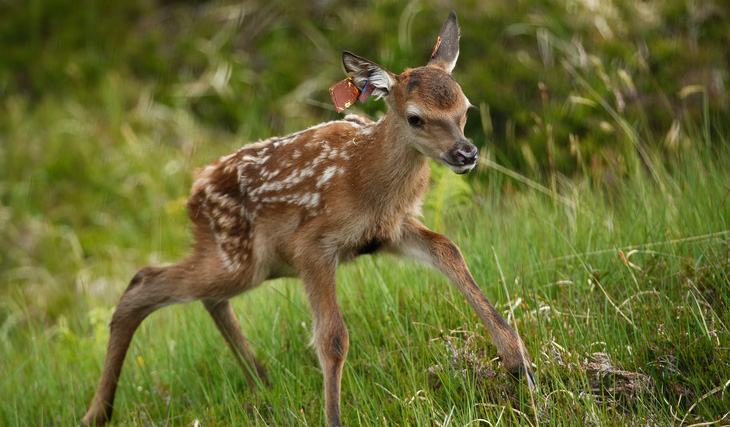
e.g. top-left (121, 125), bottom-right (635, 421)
top-left (431, 36), bottom-right (442, 58)
top-left (358, 76), bottom-right (374, 103)
top-left (329, 77), bottom-right (360, 113)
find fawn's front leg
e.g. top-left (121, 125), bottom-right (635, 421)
top-left (392, 218), bottom-right (535, 387)
top-left (299, 257), bottom-right (349, 426)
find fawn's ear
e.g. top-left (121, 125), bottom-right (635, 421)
top-left (427, 11), bottom-right (460, 74)
top-left (342, 51), bottom-right (395, 99)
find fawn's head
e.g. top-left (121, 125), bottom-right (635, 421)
top-left (342, 11), bottom-right (478, 174)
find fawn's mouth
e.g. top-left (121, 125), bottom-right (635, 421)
top-left (444, 160), bottom-right (478, 174)
top-left (441, 152), bottom-right (479, 174)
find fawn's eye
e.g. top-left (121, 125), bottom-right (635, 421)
top-left (407, 114), bottom-right (424, 127)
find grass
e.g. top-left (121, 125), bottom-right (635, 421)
top-left (1, 1), bottom-right (730, 425)
top-left (1, 84), bottom-right (729, 425)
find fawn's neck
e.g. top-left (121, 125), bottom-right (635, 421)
top-left (351, 113), bottom-right (431, 213)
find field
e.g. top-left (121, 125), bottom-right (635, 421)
top-left (1, 1), bottom-right (729, 425)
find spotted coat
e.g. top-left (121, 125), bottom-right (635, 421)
top-left (186, 114), bottom-right (422, 273)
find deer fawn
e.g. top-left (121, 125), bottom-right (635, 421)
top-left (82, 11), bottom-right (534, 426)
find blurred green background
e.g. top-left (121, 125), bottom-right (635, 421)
top-left (1, 0), bottom-right (729, 425)
top-left (3, 0), bottom-right (728, 170)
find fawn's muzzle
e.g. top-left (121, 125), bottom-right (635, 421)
top-left (442, 140), bottom-right (479, 173)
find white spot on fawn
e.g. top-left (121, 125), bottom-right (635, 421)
top-left (360, 125), bottom-right (374, 136)
top-left (298, 192), bottom-right (321, 209)
top-left (317, 166), bottom-right (342, 188)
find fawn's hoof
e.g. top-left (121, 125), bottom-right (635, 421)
top-left (507, 361), bottom-right (536, 389)
top-left (79, 408), bottom-right (111, 427)
top-left (500, 342), bottom-right (537, 390)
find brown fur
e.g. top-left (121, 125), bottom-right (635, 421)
top-left (404, 67), bottom-right (460, 108)
top-left (82, 12), bottom-right (534, 427)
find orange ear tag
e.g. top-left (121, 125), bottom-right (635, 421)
top-left (329, 77), bottom-right (361, 113)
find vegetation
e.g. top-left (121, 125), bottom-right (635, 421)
top-left (1, 0), bottom-right (728, 425)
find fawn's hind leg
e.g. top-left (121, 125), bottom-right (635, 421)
top-left (203, 299), bottom-right (268, 384)
top-left (81, 266), bottom-right (189, 425)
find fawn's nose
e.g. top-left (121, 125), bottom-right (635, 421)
top-left (454, 143), bottom-right (479, 164)
top-left (442, 140), bottom-right (480, 174)
top-left (448, 140), bottom-right (479, 166)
